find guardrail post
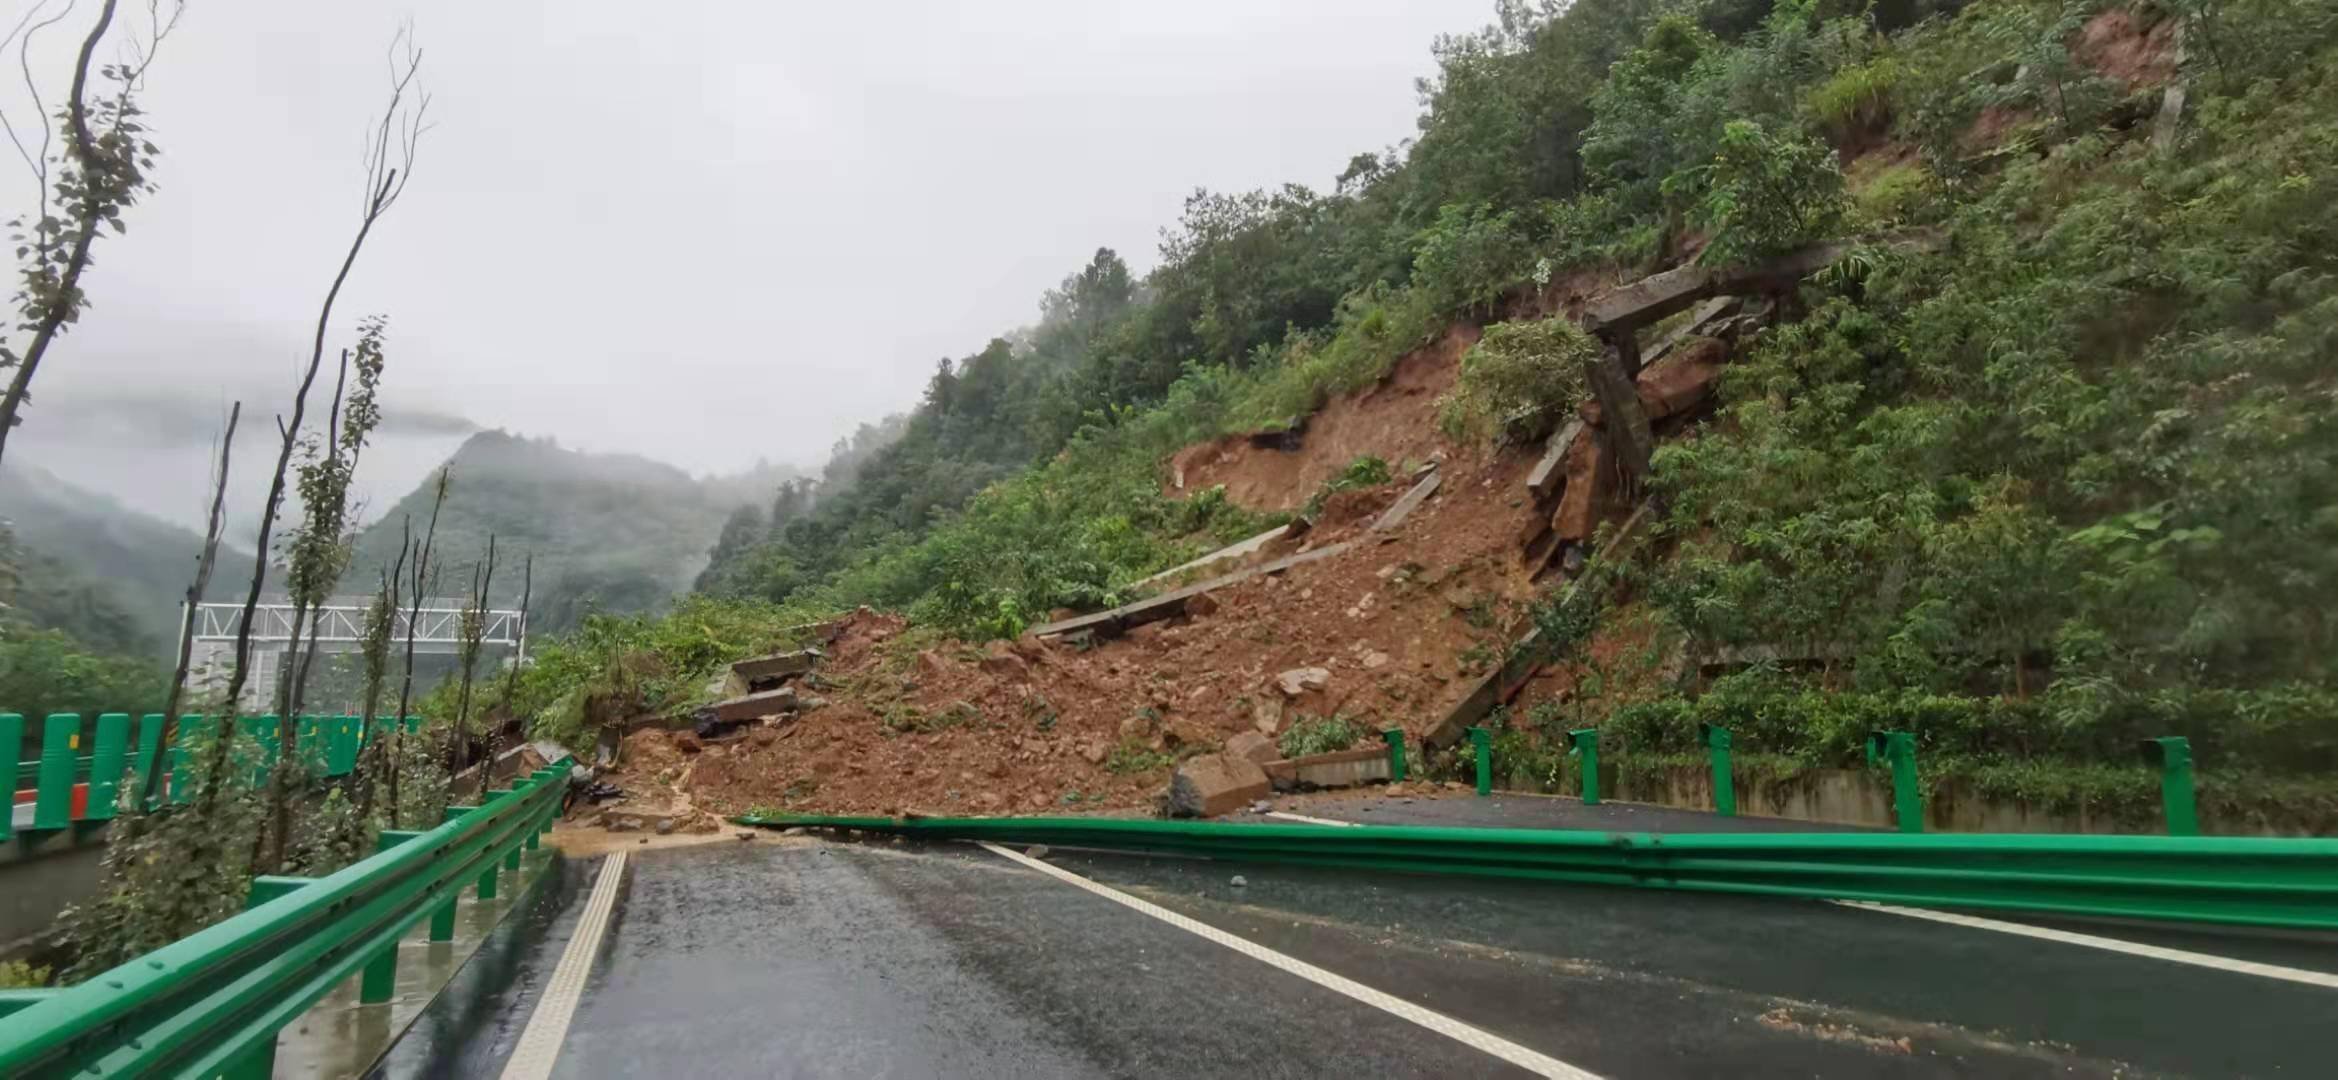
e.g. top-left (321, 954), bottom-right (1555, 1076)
top-left (1381, 728), bottom-right (1408, 782)
top-left (0, 713), bottom-right (17, 842)
top-left (1700, 722), bottom-right (1735, 817)
top-left (133, 713), bottom-right (164, 809)
top-left (84, 712), bottom-right (130, 821)
top-left (444, 803), bottom-right (500, 899)
top-left (1866, 730), bottom-right (1922, 833)
top-left (219, 875), bottom-right (311, 1080)
top-left (357, 831), bottom-right (427, 1003)
top-left (1467, 726), bottom-right (1491, 796)
top-left (33, 713), bottom-right (79, 832)
top-left (1566, 728), bottom-right (1600, 805)
top-left (2139, 736), bottom-right (2199, 836)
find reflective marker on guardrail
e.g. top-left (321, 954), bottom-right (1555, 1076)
top-left (2139, 736), bottom-right (2199, 837)
top-left (1700, 722), bottom-right (1734, 817)
top-left (1866, 730), bottom-right (1922, 833)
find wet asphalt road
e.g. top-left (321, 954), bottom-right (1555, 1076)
top-left (378, 813), bottom-right (2338, 1079)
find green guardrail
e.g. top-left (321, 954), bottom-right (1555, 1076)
top-left (0, 760), bottom-right (572, 1077)
top-left (732, 812), bottom-right (2338, 932)
top-left (6, 714), bottom-right (427, 844)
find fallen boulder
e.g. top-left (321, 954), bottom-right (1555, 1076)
top-left (1637, 336), bottom-right (1729, 421)
top-left (1165, 753), bottom-right (1272, 818)
top-left (1275, 667), bottom-right (1331, 698)
top-left (1225, 730), bottom-right (1278, 767)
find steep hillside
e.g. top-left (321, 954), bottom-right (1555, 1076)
top-left (347, 431), bottom-right (767, 632)
top-left (0, 463), bottom-right (251, 655)
top-left (512, 0), bottom-right (2338, 831)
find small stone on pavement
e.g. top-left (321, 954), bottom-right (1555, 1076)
top-left (1230, 875), bottom-right (1248, 888)
top-left (1026, 844), bottom-right (1051, 859)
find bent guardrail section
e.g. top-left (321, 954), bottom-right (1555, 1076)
top-left (734, 813), bottom-right (2338, 931)
top-left (0, 760), bottom-right (572, 1079)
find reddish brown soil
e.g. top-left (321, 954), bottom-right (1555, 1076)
top-left (2076, 6), bottom-right (2180, 90)
top-left (612, 447), bottom-right (1567, 819)
top-left (1169, 326), bottom-right (1481, 512)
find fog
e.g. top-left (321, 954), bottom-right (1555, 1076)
top-left (1, 0), bottom-right (1481, 533)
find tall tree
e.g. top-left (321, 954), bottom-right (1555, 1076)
top-left (137, 400), bottom-right (238, 811)
top-left (219, 35), bottom-right (427, 726)
top-left (0, 0), bottom-right (183, 468)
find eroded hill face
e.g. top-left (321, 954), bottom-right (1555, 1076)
top-left (592, 304), bottom-right (1686, 819)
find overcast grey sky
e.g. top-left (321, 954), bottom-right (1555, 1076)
top-left (6, 0), bottom-right (1483, 532)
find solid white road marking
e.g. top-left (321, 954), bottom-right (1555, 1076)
top-left (979, 841), bottom-right (1600, 1079)
top-left (1831, 900), bottom-right (2338, 989)
top-left (499, 851), bottom-right (629, 1080)
top-left (1263, 810), bottom-right (1359, 827)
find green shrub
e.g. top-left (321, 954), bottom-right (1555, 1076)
top-left (1278, 714), bottom-right (1363, 758)
top-left (1674, 119), bottom-right (1846, 266)
top-left (1105, 737), bottom-right (1174, 775)
top-left (1848, 160), bottom-right (1933, 227)
top-left (1437, 317), bottom-right (1599, 443)
top-left (1806, 56), bottom-right (1903, 140)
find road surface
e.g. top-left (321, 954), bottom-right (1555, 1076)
top-left (371, 814), bottom-right (2338, 1078)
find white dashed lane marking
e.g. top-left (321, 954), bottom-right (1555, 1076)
top-left (1832, 900), bottom-right (2338, 989)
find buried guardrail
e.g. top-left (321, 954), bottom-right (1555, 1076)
top-left (0, 759), bottom-right (572, 1078)
top-left (733, 813), bottom-right (2338, 931)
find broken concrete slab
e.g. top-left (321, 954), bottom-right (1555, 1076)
top-left (1029, 540), bottom-right (1359, 641)
top-left (1165, 753), bottom-right (1272, 818)
top-left (1552, 431), bottom-right (1614, 542)
top-left (695, 686), bottom-right (800, 729)
top-left (1131, 523), bottom-right (1294, 588)
top-left (1635, 296), bottom-right (1738, 375)
top-left (1525, 420), bottom-right (1585, 503)
top-left (724, 649), bottom-right (823, 696)
top-left (1261, 746), bottom-right (1394, 791)
top-left (1426, 503), bottom-right (1655, 750)
top-left (1368, 466), bottom-right (1443, 532)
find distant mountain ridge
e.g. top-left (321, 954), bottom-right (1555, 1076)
top-left (0, 463), bottom-right (252, 655)
top-left (346, 431), bottom-right (800, 632)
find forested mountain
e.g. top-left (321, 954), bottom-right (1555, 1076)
top-left (347, 431), bottom-right (795, 633)
top-left (0, 463), bottom-right (251, 656)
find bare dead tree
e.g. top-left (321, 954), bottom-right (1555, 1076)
top-left (135, 400), bottom-right (238, 810)
top-left (387, 466), bottom-right (450, 827)
top-left (452, 535), bottom-right (497, 792)
top-left (0, 0), bottom-right (184, 469)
